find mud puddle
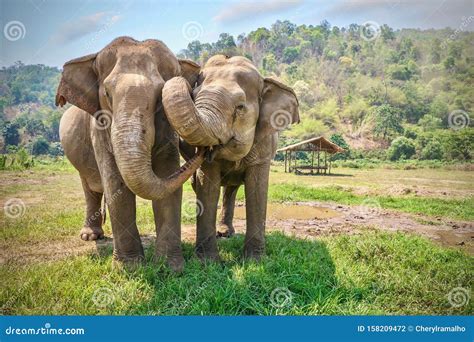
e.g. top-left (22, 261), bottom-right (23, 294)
top-left (233, 203), bottom-right (340, 220)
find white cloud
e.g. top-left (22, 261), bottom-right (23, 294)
top-left (324, 0), bottom-right (473, 29)
top-left (213, 0), bottom-right (303, 22)
top-left (52, 12), bottom-right (122, 44)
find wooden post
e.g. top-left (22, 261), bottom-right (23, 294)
top-left (317, 150), bottom-right (320, 174)
top-left (287, 151), bottom-right (290, 173)
top-left (284, 151), bottom-right (287, 172)
top-left (311, 150), bottom-right (314, 174)
top-left (324, 151), bottom-right (327, 175)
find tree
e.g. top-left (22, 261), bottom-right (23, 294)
top-left (330, 133), bottom-right (350, 160)
top-left (418, 115), bottom-right (442, 131)
top-left (2, 122), bottom-right (20, 147)
top-left (443, 129), bottom-right (473, 161)
top-left (282, 47), bottom-right (299, 63)
top-left (25, 118), bottom-right (45, 136)
top-left (373, 104), bottom-right (403, 139)
top-left (380, 24), bottom-right (395, 42)
top-left (420, 139), bottom-right (443, 160)
top-left (213, 33), bottom-right (237, 55)
top-left (387, 137), bottom-right (416, 160)
top-left (31, 136), bottom-right (50, 155)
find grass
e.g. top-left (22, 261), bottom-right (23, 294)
top-left (1, 232), bottom-right (471, 315)
top-left (1, 160), bottom-right (473, 315)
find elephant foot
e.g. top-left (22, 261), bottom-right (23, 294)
top-left (166, 255), bottom-right (185, 273)
top-left (196, 247), bottom-right (221, 263)
top-left (196, 235), bottom-right (220, 262)
top-left (112, 253), bottom-right (145, 271)
top-left (154, 251), bottom-right (185, 273)
top-left (217, 225), bottom-right (235, 239)
top-left (80, 226), bottom-right (104, 241)
top-left (244, 243), bottom-right (265, 261)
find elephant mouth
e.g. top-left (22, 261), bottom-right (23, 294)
top-left (205, 145), bottom-right (223, 163)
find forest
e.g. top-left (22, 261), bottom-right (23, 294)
top-left (1, 20), bottom-right (473, 164)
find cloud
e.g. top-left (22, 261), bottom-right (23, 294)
top-left (52, 12), bottom-right (122, 44)
top-left (213, 0), bottom-right (303, 23)
top-left (324, 0), bottom-right (472, 29)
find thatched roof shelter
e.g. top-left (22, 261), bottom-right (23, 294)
top-left (277, 136), bottom-right (345, 175)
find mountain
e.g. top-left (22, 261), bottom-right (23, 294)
top-left (1, 20), bottom-right (472, 160)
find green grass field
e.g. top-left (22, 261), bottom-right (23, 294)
top-left (1, 160), bottom-right (473, 315)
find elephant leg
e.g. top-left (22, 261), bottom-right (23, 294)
top-left (152, 145), bottom-right (184, 272)
top-left (92, 131), bottom-right (144, 267)
top-left (243, 162), bottom-right (270, 260)
top-left (217, 185), bottom-right (239, 238)
top-left (195, 161), bottom-right (221, 261)
top-left (79, 176), bottom-right (104, 241)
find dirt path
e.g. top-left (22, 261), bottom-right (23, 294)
top-left (2, 202), bottom-right (472, 265)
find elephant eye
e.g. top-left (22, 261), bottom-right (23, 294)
top-left (104, 89), bottom-right (112, 106)
top-left (235, 104), bottom-right (246, 113)
top-left (233, 104), bottom-right (246, 122)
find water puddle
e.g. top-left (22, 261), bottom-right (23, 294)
top-left (233, 203), bottom-right (341, 220)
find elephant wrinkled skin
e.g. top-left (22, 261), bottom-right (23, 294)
top-left (163, 55), bottom-right (299, 261)
top-left (57, 37), bottom-right (203, 271)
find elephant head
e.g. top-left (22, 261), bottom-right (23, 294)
top-left (56, 37), bottom-right (203, 200)
top-left (162, 55), bottom-right (299, 161)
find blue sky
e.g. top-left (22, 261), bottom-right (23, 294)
top-left (0, 0), bottom-right (472, 67)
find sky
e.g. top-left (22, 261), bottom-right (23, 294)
top-left (0, 0), bottom-right (473, 67)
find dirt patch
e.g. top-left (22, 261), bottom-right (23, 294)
top-left (1, 203), bottom-right (472, 265)
top-left (352, 184), bottom-right (472, 199)
top-left (234, 203), bottom-right (340, 220)
top-left (230, 202), bottom-right (473, 254)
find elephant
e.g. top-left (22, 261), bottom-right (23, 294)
top-left (57, 36), bottom-right (204, 271)
top-left (162, 55), bottom-right (299, 261)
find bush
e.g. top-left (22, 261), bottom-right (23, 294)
top-left (419, 114), bottom-right (442, 131)
top-left (442, 128), bottom-right (473, 161)
top-left (31, 136), bottom-right (50, 155)
top-left (48, 142), bottom-right (64, 156)
top-left (387, 137), bottom-right (416, 161)
top-left (420, 139), bottom-right (443, 160)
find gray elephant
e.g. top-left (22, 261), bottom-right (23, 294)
top-left (162, 55), bottom-right (299, 261)
top-left (57, 37), bottom-right (204, 271)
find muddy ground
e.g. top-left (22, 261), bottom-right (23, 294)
top-left (2, 202), bottom-right (472, 265)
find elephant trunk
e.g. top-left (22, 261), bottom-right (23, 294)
top-left (111, 98), bottom-right (204, 201)
top-left (162, 76), bottom-right (232, 147)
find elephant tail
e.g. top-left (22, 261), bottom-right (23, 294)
top-left (101, 196), bottom-right (107, 225)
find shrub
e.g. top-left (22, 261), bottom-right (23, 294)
top-left (387, 137), bottom-right (416, 161)
top-left (31, 136), bottom-right (50, 155)
top-left (420, 139), bottom-right (444, 160)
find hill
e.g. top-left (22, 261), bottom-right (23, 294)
top-left (1, 21), bottom-right (473, 162)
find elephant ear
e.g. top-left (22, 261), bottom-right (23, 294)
top-left (55, 53), bottom-right (99, 115)
top-left (257, 77), bottom-right (299, 139)
top-left (178, 59), bottom-right (200, 87)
